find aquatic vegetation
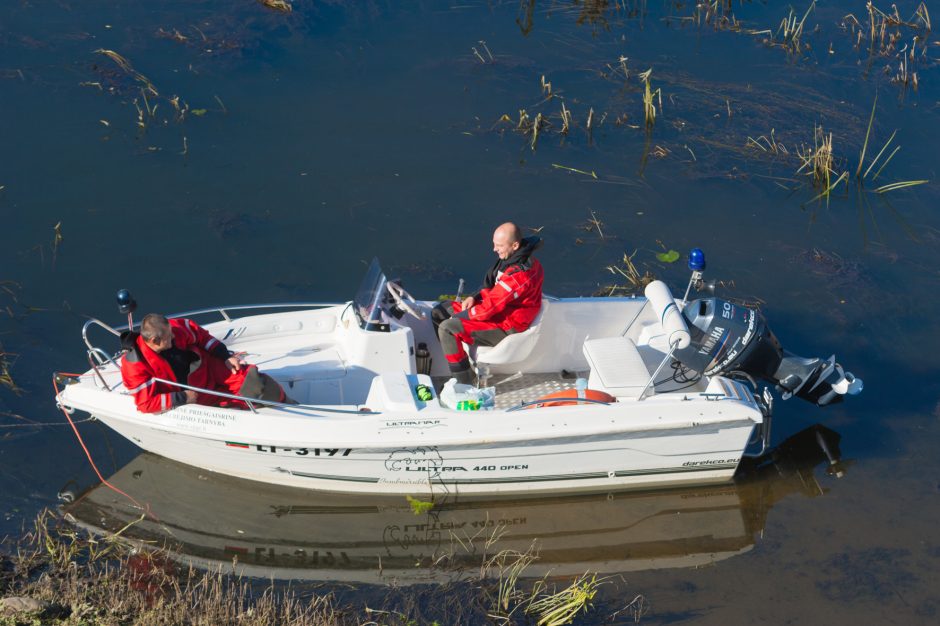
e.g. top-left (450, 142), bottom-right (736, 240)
top-left (843, 1), bottom-right (936, 92)
top-left (583, 210), bottom-right (606, 239)
top-left (406, 494), bottom-right (434, 515)
top-left (525, 572), bottom-right (602, 626)
top-left (1, 510), bottom-right (343, 624)
top-left (51, 222), bottom-right (63, 265)
top-left (0, 508), bottom-right (640, 625)
top-left (478, 543), bottom-right (644, 625)
top-left (259, 0), bottom-right (293, 13)
top-left (796, 125), bottom-right (838, 194)
top-left (484, 546), bottom-right (539, 615)
top-left (600, 250), bottom-right (656, 295)
top-left (93, 49), bottom-right (158, 96)
top-left (638, 68), bottom-right (661, 128)
top-left (771, 1), bottom-right (816, 53)
top-left (552, 163), bottom-right (598, 179)
top-left (0, 344), bottom-right (22, 394)
top-left (472, 40), bottom-right (495, 64)
top-left (655, 249), bottom-right (680, 263)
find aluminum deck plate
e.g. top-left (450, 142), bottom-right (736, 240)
top-left (433, 372), bottom-right (588, 410)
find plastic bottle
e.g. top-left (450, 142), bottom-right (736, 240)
top-left (575, 377), bottom-right (588, 400)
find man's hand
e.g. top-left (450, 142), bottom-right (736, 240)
top-left (184, 390), bottom-right (198, 404)
top-left (225, 354), bottom-right (243, 374)
top-left (461, 296), bottom-right (476, 311)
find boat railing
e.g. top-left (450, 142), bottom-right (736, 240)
top-left (82, 302), bottom-right (343, 353)
top-left (506, 397), bottom-right (615, 412)
top-left (79, 302), bottom-right (347, 402)
top-left (638, 339), bottom-right (681, 401)
top-left (142, 377), bottom-right (377, 415)
top-left (87, 347), bottom-right (123, 391)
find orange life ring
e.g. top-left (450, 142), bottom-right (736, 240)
top-left (527, 388), bottom-right (617, 408)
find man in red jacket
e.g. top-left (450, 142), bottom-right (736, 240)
top-left (121, 314), bottom-right (289, 413)
top-left (432, 222), bottom-right (543, 385)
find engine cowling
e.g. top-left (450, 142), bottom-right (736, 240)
top-left (675, 298), bottom-right (862, 406)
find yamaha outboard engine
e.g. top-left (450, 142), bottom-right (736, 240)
top-left (674, 250), bottom-right (863, 407)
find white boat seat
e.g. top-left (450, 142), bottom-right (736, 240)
top-left (365, 372), bottom-right (436, 412)
top-left (475, 300), bottom-right (548, 366)
top-left (583, 336), bottom-right (653, 399)
top-left (247, 342), bottom-right (347, 382)
top-left (222, 313), bottom-right (336, 343)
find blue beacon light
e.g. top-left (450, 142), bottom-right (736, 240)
top-left (681, 248), bottom-right (706, 308)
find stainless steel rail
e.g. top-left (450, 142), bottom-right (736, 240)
top-left (145, 377), bottom-right (377, 415)
top-left (506, 397), bottom-right (615, 412)
top-left (638, 340), bottom-right (680, 401)
top-left (82, 302), bottom-right (343, 352)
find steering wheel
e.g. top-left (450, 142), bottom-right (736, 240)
top-left (386, 281), bottom-right (426, 320)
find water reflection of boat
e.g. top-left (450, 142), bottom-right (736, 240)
top-left (64, 426), bottom-right (846, 584)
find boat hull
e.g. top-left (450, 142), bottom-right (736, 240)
top-left (83, 404), bottom-right (756, 496)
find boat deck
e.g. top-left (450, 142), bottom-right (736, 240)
top-left (432, 358), bottom-right (707, 410)
top-left (433, 371), bottom-right (586, 410)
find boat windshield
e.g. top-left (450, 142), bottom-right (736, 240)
top-left (353, 257), bottom-right (390, 332)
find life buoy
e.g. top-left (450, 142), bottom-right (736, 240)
top-left (527, 388), bottom-right (616, 408)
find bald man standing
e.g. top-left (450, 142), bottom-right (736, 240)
top-left (432, 222), bottom-right (544, 386)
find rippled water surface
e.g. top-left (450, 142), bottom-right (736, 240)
top-left (2, 1), bottom-right (939, 623)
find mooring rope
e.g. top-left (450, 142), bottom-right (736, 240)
top-left (51, 373), bottom-right (159, 523)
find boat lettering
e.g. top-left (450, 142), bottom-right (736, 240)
top-left (174, 410), bottom-right (237, 429)
top-left (472, 517), bottom-right (526, 528)
top-left (698, 325), bottom-right (726, 356)
top-left (682, 458), bottom-right (740, 466)
top-left (387, 518), bottom-right (526, 535)
top-left (378, 477), bottom-right (439, 485)
top-left (708, 311), bottom-right (757, 374)
top-left (405, 465), bottom-right (467, 472)
top-left (382, 419), bottom-right (444, 429)
top-left (253, 445), bottom-right (352, 456)
top-left (224, 546), bottom-right (350, 567)
top-left (681, 488), bottom-right (737, 499)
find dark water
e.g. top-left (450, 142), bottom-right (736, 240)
top-left (2, 0), bottom-right (939, 622)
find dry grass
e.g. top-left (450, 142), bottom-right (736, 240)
top-left (842, 1), bottom-right (935, 91)
top-left (1, 509), bottom-right (642, 625)
top-left (638, 68), bottom-right (661, 128)
top-left (796, 125), bottom-right (838, 191)
top-left (772, 1), bottom-right (816, 52)
top-left (599, 250), bottom-right (656, 295)
top-left (1, 510), bottom-right (345, 625)
top-left (259, 0), bottom-right (293, 13)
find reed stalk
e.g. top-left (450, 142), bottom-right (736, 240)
top-left (638, 69), bottom-right (661, 127)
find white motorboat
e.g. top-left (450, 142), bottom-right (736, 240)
top-left (62, 426), bottom-right (848, 583)
top-left (55, 251), bottom-right (862, 497)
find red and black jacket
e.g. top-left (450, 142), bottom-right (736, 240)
top-left (120, 318), bottom-right (230, 413)
top-left (468, 237), bottom-right (544, 332)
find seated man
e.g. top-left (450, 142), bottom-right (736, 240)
top-left (120, 313), bottom-right (290, 413)
top-left (432, 222), bottom-right (543, 385)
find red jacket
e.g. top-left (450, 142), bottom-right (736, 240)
top-left (120, 318), bottom-right (241, 413)
top-left (468, 237), bottom-right (544, 332)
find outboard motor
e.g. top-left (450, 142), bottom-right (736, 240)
top-left (674, 250), bottom-right (863, 407)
